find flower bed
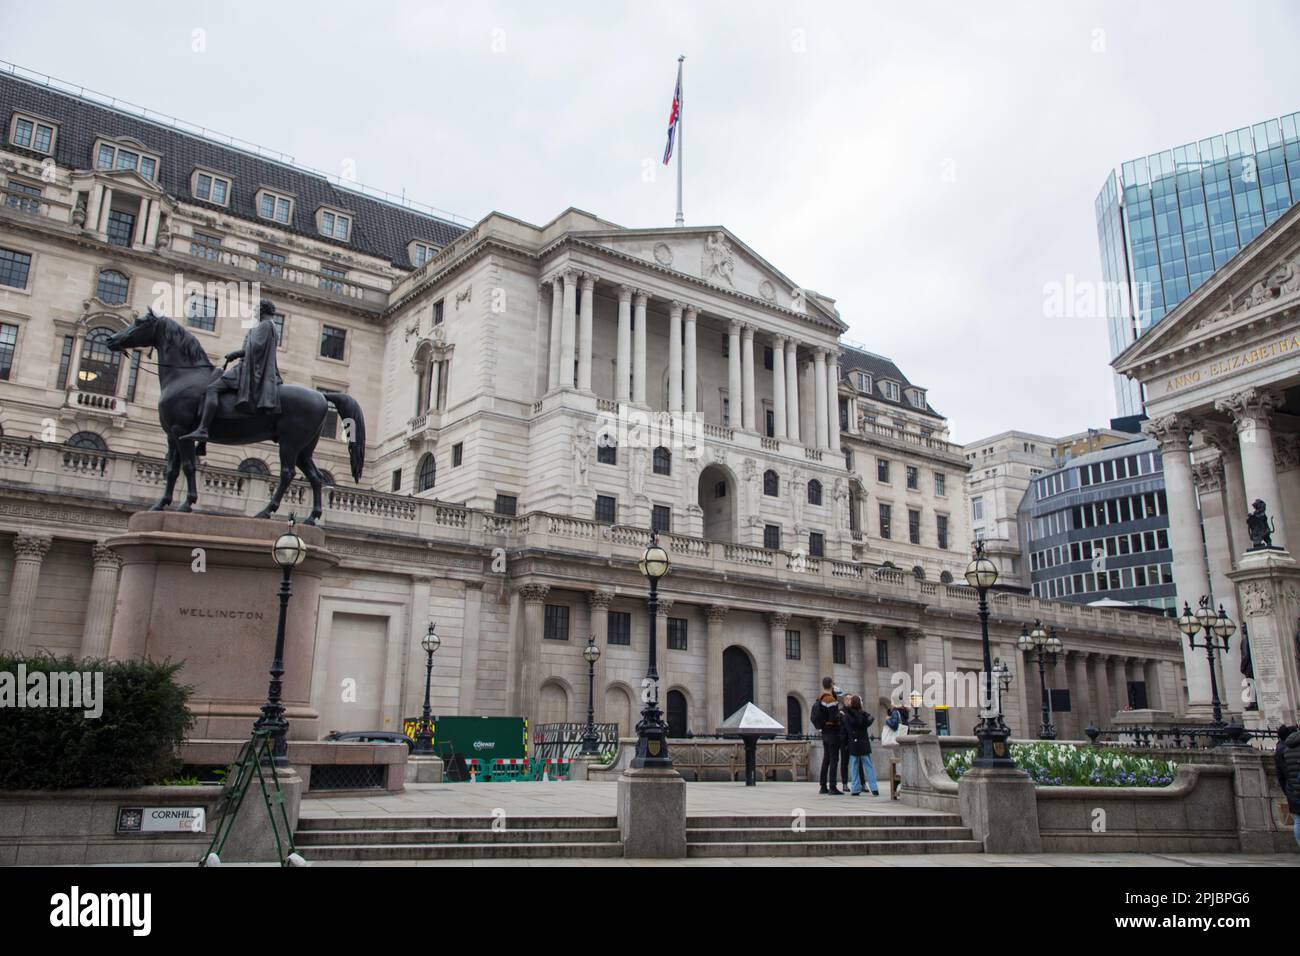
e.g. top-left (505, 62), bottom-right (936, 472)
top-left (944, 742), bottom-right (1177, 787)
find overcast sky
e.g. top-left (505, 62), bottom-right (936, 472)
top-left (5, 1), bottom-right (1298, 442)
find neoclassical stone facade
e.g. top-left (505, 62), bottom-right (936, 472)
top-left (0, 70), bottom-right (1187, 740)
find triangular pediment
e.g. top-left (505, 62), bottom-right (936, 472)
top-left (96, 166), bottom-right (167, 197)
top-left (576, 225), bottom-right (844, 328)
top-left (1115, 201), bottom-right (1300, 372)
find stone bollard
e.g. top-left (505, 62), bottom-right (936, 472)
top-left (616, 766), bottom-right (686, 858)
top-left (957, 765), bottom-right (1042, 854)
top-left (405, 755), bottom-right (444, 784)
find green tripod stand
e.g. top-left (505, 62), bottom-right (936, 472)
top-left (199, 728), bottom-right (301, 866)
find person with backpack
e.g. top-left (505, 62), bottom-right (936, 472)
top-left (1274, 724), bottom-right (1300, 849)
top-left (811, 677), bottom-right (844, 795)
top-left (841, 694), bottom-right (879, 796)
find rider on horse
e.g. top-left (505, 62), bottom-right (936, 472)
top-left (181, 297), bottom-right (282, 443)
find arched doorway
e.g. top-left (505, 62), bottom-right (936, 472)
top-left (539, 681), bottom-right (570, 725)
top-left (722, 645), bottom-right (754, 722)
top-left (666, 689), bottom-right (688, 738)
top-left (786, 695), bottom-right (804, 735)
top-left (698, 463), bottom-right (737, 543)
top-left (605, 684), bottom-right (634, 738)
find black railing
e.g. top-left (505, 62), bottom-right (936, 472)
top-left (1083, 722), bottom-right (1281, 752)
top-left (532, 722), bottom-right (620, 761)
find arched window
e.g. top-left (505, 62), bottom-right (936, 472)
top-left (786, 695), bottom-right (804, 736)
top-left (939, 571), bottom-right (954, 585)
top-left (807, 479), bottom-right (823, 505)
top-left (417, 452), bottom-right (436, 492)
top-left (238, 458), bottom-right (270, 476)
top-left (95, 269), bottom-right (129, 305)
top-left (666, 690), bottom-right (688, 738)
top-left (66, 431), bottom-right (107, 450)
top-left (652, 446), bottom-right (672, 476)
top-left (78, 327), bottom-right (121, 395)
top-left (913, 566), bottom-right (926, 582)
top-left (763, 469), bottom-right (779, 497)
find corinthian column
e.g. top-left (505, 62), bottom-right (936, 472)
top-left (785, 340), bottom-right (801, 443)
top-left (518, 583), bottom-right (550, 727)
top-left (741, 325), bottom-right (756, 430)
top-left (633, 291), bottom-right (648, 405)
top-left (668, 301), bottom-right (683, 414)
top-left (587, 589), bottom-right (614, 723)
top-left (578, 273), bottom-right (595, 392)
top-left (560, 272), bottom-right (577, 388)
top-left (2, 532), bottom-right (52, 653)
top-left (79, 543), bottom-right (122, 659)
top-left (826, 352), bottom-right (842, 453)
top-left (1215, 387), bottom-right (1287, 550)
top-left (616, 286), bottom-right (632, 402)
top-left (817, 618), bottom-right (838, 686)
top-left (1142, 414), bottom-right (1214, 708)
top-left (727, 320), bottom-right (742, 427)
top-left (771, 335), bottom-right (787, 439)
top-left (813, 349), bottom-right (829, 449)
top-left (683, 306), bottom-right (698, 415)
top-left (706, 605), bottom-right (728, 725)
top-left (766, 612), bottom-right (790, 715)
top-left (547, 277), bottom-right (563, 390)
top-left (859, 623), bottom-right (881, 712)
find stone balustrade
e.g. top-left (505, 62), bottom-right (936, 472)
top-left (0, 437), bottom-right (1178, 640)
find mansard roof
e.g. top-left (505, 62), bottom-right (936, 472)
top-left (0, 71), bottom-right (466, 268)
top-left (838, 345), bottom-right (943, 419)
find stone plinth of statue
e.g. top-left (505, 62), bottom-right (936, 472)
top-left (1227, 548), bottom-right (1300, 728)
top-left (106, 512), bottom-right (338, 743)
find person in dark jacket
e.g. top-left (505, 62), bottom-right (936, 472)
top-left (841, 695), bottom-right (879, 796)
top-left (835, 685), bottom-right (851, 790)
top-left (812, 677), bottom-right (843, 795)
top-left (1275, 724), bottom-right (1300, 849)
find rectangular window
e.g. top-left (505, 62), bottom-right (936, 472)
top-left (833, 634), bottom-right (847, 666)
top-left (0, 248), bottom-right (32, 289)
top-left (906, 466), bottom-right (918, 490)
top-left (11, 115), bottom-right (56, 153)
top-left (765, 408), bottom-right (774, 438)
top-left (320, 265), bottom-right (347, 295)
top-left (908, 509), bottom-right (921, 545)
top-left (763, 524), bottom-right (781, 550)
top-left (106, 209), bottom-right (135, 247)
top-left (972, 496), bottom-right (984, 522)
top-left (809, 531), bottom-right (825, 557)
top-left (321, 210), bottom-right (351, 240)
top-left (936, 514), bottom-right (949, 550)
top-left (595, 494), bottom-right (617, 524)
top-left (877, 459), bottom-right (890, 483)
top-left (190, 231), bottom-right (222, 260)
top-left (879, 503), bottom-right (892, 539)
top-left (391, 469), bottom-right (402, 492)
top-left (763, 346), bottom-right (774, 370)
top-left (258, 190), bottom-right (292, 224)
top-left (4, 180), bottom-right (41, 215)
top-left (934, 473), bottom-right (945, 496)
top-left (597, 442), bottom-right (617, 465)
top-left (0, 322), bottom-right (16, 380)
top-left (257, 249), bottom-right (285, 278)
top-left (651, 504), bottom-right (671, 534)
top-left (667, 617), bottom-right (688, 651)
top-left (608, 611), bottom-right (632, 646)
top-left (785, 629), bottom-right (801, 660)
top-left (193, 171), bottom-right (231, 205)
top-left (56, 334), bottom-right (74, 388)
top-left (876, 639), bottom-right (889, 668)
top-left (185, 294), bottom-right (218, 332)
top-left (320, 325), bottom-right (347, 360)
top-left (495, 494), bottom-right (518, 516)
top-left (412, 242), bottom-right (437, 266)
top-left (433, 299), bottom-right (445, 326)
top-left (450, 442), bottom-right (464, 467)
top-left (543, 604), bottom-right (570, 641)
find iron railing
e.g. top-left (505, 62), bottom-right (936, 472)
top-left (1083, 723), bottom-right (1282, 752)
top-left (532, 722), bottom-right (620, 761)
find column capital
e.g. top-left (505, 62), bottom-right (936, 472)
top-left (766, 611), bottom-right (790, 629)
top-left (633, 289), bottom-right (649, 307)
top-left (1201, 421), bottom-right (1239, 458)
top-left (683, 304), bottom-right (698, 320)
top-left (771, 332), bottom-right (787, 348)
top-left (705, 604), bottom-right (730, 624)
top-left (901, 627), bottom-right (925, 644)
top-left (1140, 414), bottom-right (1191, 451)
top-left (13, 532), bottom-right (52, 560)
top-left (517, 582), bottom-right (550, 605)
top-left (618, 284), bottom-right (634, 302)
top-left (740, 323), bottom-right (754, 340)
top-left (91, 542), bottom-right (122, 570)
top-left (669, 300), bottom-right (685, 316)
top-left (816, 617), bottom-right (838, 636)
top-left (857, 621), bottom-right (880, 640)
top-left (1215, 386), bottom-right (1282, 430)
top-left (560, 268), bottom-right (577, 282)
top-left (653, 597), bottom-right (674, 615)
top-left (729, 318), bottom-right (743, 335)
top-left (1191, 457), bottom-right (1224, 493)
top-left (579, 272), bottom-right (597, 291)
top-left (588, 588), bottom-right (616, 609)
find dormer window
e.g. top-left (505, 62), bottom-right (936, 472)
top-left (851, 370), bottom-right (872, 394)
top-left (94, 139), bottom-right (159, 180)
top-left (880, 380), bottom-right (900, 402)
top-left (411, 241), bottom-right (438, 266)
top-left (256, 189), bottom-right (293, 224)
top-left (905, 388), bottom-right (926, 409)
top-left (318, 208), bottom-right (351, 241)
top-left (10, 113), bottom-right (57, 154)
top-left (191, 169), bottom-right (231, 206)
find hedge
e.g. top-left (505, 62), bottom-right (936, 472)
top-left (0, 654), bottom-right (194, 790)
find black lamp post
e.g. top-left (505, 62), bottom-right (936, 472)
top-left (1018, 620), bottom-right (1060, 740)
top-left (966, 540), bottom-right (1015, 768)
top-left (992, 656), bottom-right (1013, 723)
top-left (413, 622), bottom-right (440, 754)
top-left (255, 516), bottom-right (308, 766)
top-left (632, 533), bottom-right (672, 769)
top-left (580, 636), bottom-right (601, 756)
top-left (1177, 596), bottom-right (1236, 731)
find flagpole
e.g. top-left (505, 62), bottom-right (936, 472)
top-left (675, 54), bottom-right (685, 227)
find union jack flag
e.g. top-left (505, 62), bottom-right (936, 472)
top-left (662, 61), bottom-right (682, 165)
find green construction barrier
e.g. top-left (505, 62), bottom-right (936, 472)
top-left (401, 715), bottom-right (528, 781)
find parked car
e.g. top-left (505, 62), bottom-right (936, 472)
top-left (324, 730), bottom-right (415, 752)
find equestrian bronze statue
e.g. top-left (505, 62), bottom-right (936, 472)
top-left (106, 300), bottom-right (365, 525)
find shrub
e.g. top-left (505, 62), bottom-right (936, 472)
top-left (943, 741), bottom-right (1177, 787)
top-left (0, 653), bottom-right (194, 790)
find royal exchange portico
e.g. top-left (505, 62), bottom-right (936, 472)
top-left (0, 69), bottom-right (1189, 743)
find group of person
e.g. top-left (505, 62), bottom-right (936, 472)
top-left (810, 677), bottom-right (911, 796)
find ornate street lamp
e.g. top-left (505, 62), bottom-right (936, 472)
top-left (631, 533), bottom-right (672, 769)
top-left (965, 539), bottom-right (1014, 768)
top-left (908, 688), bottom-right (926, 731)
top-left (256, 516), bottom-right (308, 765)
top-left (580, 636), bottom-right (602, 756)
top-left (992, 656), bottom-right (1013, 721)
top-left (413, 622), bottom-right (440, 754)
top-left (1018, 620), bottom-right (1059, 740)
top-left (1177, 596), bottom-right (1237, 732)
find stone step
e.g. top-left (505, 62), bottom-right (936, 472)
top-left (298, 841), bottom-right (625, 861)
top-left (297, 815), bottom-right (617, 831)
top-left (295, 827), bottom-right (620, 846)
top-left (686, 826), bottom-right (975, 843)
top-left (687, 839), bottom-right (985, 858)
top-left (686, 814), bottom-right (966, 829)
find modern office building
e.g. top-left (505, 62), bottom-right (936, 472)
top-left (1096, 111), bottom-right (1300, 416)
top-left (1018, 437), bottom-right (1176, 614)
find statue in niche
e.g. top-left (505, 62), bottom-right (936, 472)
top-left (573, 424), bottom-right (593, 487)
top-left (630, 445), bottom-right (649, 496)
top-left (833, 477), bottom-right (850, 528)
top-left (1246, 498), bottom-right (1276, 550)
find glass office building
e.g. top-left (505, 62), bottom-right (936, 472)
top-left (1097, 111), bottom-right (1300, 416)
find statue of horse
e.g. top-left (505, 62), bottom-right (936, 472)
top-left (105, 309), bottom-right (365, 525)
